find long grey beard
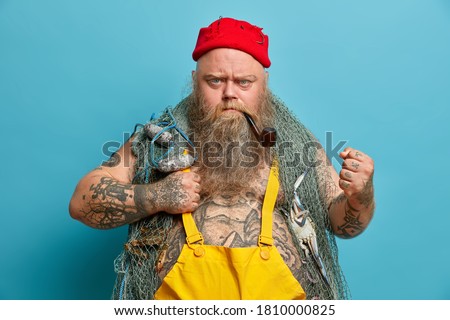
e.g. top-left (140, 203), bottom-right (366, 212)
top-left (191, 114), bottom-right (269, 199)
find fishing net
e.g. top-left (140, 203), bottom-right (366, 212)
top-left (112, 93), bottom-right (350, 300)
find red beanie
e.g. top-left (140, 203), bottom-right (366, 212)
top-left (192, 17), bottom-right (271, 68)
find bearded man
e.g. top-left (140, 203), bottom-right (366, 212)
top-left (69, 17), bottom-right (375, 300)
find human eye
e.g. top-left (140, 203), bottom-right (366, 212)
top-left (237, 79), bottom-right (252, 88)
top-left (207, 78), bottom-right (222, 87)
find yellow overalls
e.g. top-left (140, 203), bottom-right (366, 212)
top-left (154, 162), bottom-right (306, 300)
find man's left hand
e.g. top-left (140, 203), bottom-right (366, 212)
top-left (338, 147), bottom-right (375, 210)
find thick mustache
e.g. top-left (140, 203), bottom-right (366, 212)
top-left (219, 102), bottom-right (255, 118)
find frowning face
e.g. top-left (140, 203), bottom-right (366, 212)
top-left (192, 48), bottom-right (268, 118)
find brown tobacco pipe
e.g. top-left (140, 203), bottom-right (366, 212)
top-left (243, 113), bottom-right (276, 147)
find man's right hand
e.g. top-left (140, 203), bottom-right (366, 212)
top-left (149, 171), bottom-right (201, 214)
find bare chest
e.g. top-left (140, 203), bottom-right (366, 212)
top-left (158, 184), bottom-right (304, 281)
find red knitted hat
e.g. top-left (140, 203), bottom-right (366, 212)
top-left (192, 17), bottom-right (271, 68)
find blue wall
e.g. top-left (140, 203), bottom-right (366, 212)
top-left (1, 0), bottom-right (449, 299)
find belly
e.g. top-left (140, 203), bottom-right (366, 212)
top-left (157, 196), bottom-right (304, 283)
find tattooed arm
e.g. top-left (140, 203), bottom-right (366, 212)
top-left (69, 139), bottom-right (201, 229)
top-left (329, 147), bottom-right (375, 238)
top-left (318, 147), bottom-right (375, 239)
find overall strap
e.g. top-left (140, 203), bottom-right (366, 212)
top-left (182, 213), bottom-right (203, 246)
top-left (180, 167), bottom-right (204, 246)
top-left (258, 159), bottom-right (279, 248)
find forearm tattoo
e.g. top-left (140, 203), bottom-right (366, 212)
top-left (81, 177), bottom-right (139, 228)
top-left (336, 201), bottom-right (364, 238)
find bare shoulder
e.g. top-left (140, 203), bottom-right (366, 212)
top-left (90, 136), bottom-right (137, 184)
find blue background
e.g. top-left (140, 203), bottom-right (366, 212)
top-left (1, 0), bottom-right (449, 299)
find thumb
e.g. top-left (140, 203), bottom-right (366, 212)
top-left (340, 147), bottom-right (352, 160)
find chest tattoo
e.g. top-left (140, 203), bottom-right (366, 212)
top-left (159, 191), bottom-right (304, 282)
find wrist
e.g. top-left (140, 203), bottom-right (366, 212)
top-left (346, 195), bottom-right (374, 212)
top-left (134, 184), bottom-right (160, 215)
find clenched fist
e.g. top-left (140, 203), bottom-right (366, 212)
top-left (339, 147), bottom-right (374, 210)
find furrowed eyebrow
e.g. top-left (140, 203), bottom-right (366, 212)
top-left (203, 74), bottom-right (224, 80)
top-left (236, 75), bottom-right (257, 81)
top-left (203, 74), bottom-right (258, 81)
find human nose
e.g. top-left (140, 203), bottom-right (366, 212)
top-left (222, 80), bottom-right (238, 101)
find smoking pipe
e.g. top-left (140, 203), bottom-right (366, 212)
top-left (243, 113), bottom-right (276, 147)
